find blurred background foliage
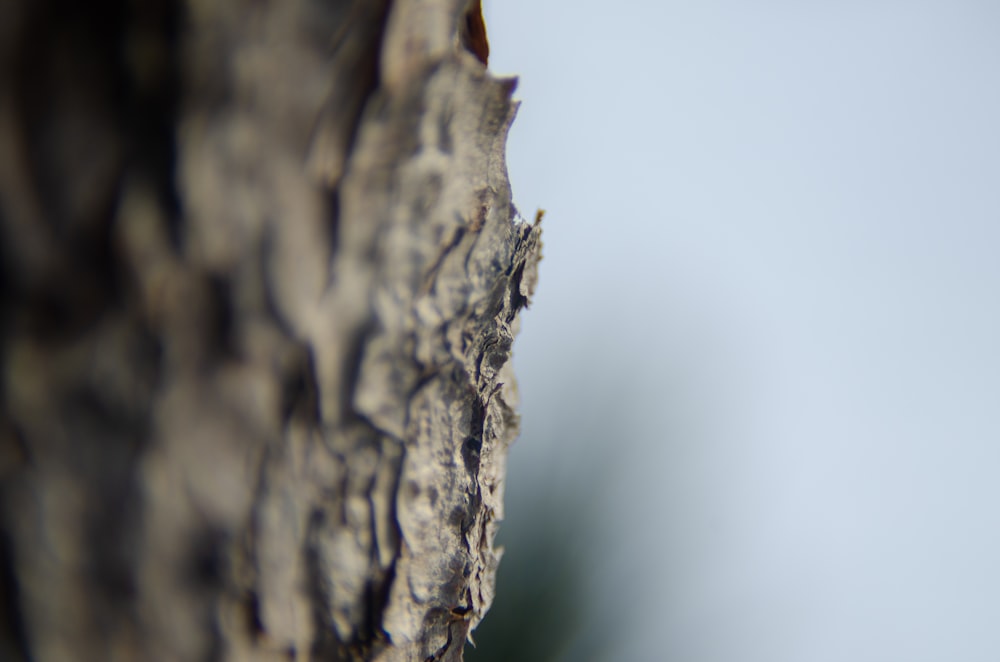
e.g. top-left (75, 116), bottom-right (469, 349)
top-left (465, 357), bottom-right (639, 662)
top-left (464, 497), bottom-right (588, 662)
top-left (473, 2), bottom-right (1000, 660)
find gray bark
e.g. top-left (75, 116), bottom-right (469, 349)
top-left (0, 1), bottom-right (541, 660)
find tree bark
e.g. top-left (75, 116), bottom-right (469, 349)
top-left (0, 1), bottom-right (540, 660)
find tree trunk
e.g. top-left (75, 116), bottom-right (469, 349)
top-left (0, 1), bottom-right (541, 660)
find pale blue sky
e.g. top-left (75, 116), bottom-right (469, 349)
top-left (486, 1), bottom-right (1000, 660)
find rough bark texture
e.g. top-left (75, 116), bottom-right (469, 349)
top-left (0, 1), bottom-right (541, 661)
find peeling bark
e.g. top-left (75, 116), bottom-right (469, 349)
top-left (0, 1), bottom-right (540, 661)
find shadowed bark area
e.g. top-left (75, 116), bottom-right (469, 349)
top-left (0, 1), bottom-right (540, 660)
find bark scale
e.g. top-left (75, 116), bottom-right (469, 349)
top-left (0, 1), bottom-right (540, 660)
